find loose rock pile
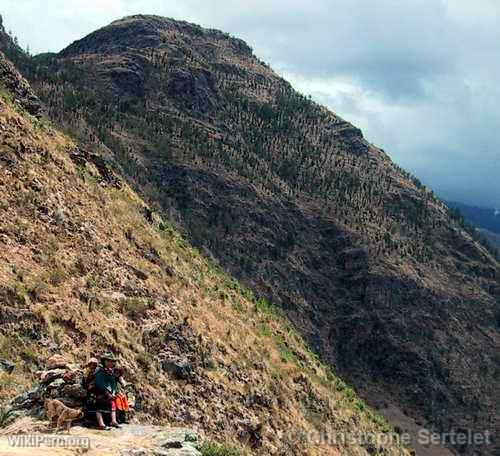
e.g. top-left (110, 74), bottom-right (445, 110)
top-left (1, 354), bottom-right (204, 455)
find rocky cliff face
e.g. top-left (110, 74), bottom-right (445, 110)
top-left (0, 19), bottom-right (41, 116)
top-left (0, 51), bottom-right (42, 117)
top-left (5, 14), bottom-right (500, 455)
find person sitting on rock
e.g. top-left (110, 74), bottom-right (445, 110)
top-left (83, 357), bottom-right (99, 392)
top-left (94, 352), bottom-right (121, 430)
top-left (82, 357), bottom-right (99, 417)
top-left (113, 366), bottom-right (130, 424)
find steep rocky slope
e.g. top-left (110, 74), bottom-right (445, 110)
top-left (2, 15), bottom-right (500, 455)
top-left (0, 49), bottom-right (412, 455)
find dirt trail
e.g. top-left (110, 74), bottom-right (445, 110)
top-left (0, 418), bottom-right (201, 455)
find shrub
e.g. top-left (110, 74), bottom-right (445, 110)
top-left (0, 407), bottom-right (15, 428)
top-left (200, 442), bottom-right (240, 456)
top-left (136, 351), bottom-right (153, 370)
top-left (0, 335), bottom-right (18, 358)
top-left (119, 297), bottom-right (154, 319)
top-left (254, 297), bottom-right (274, 315)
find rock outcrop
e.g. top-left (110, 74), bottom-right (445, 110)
top-left (0, 51), bottom-right (43, 117)
top-left (5, 354), bottom-right (136, 426)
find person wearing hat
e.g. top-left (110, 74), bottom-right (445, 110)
top-left (94, 352), bottom-right (121, 430)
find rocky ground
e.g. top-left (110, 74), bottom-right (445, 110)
top-left (2, 354), bottom-right (135, 424)
top-left (0, 421), bottom-right (202, 456)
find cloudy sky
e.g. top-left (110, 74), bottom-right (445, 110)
top-left (2, 0), bottom-right (499, 208)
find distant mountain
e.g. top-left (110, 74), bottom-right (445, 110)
top-left (446, 201), bottom-right (500, 235)
top-left (479, 229), bottom-right (500, 249)
top-left (2, 14), bottom-right (500, 455)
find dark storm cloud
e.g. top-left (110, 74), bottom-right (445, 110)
top-left (2, 0), bottom-right (499, 207)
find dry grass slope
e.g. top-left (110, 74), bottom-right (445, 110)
top-left (0, 63), bottom-right (410, 455)
top-left (2, 15), bottom-right (499, 455)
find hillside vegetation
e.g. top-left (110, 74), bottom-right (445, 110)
top-left (1, 14), bottom-right (500, 455)
top-left (0, 49), bottom-right (411, 455)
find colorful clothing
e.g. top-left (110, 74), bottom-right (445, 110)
top-left (94, 367), bottom-right (119, 413)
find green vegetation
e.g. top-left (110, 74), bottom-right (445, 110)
top-left (0, 406), bottom-right (15, 429)
top-left (200, 442), bottom-right (241, 456)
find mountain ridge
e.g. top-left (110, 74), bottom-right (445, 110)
top-left (0, 46), bottom-right (415, 455)
top-left (2, 14), bottom-right (500, 455)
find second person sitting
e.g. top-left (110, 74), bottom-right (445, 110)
top-left (95, 352), bottom-right (121, 430)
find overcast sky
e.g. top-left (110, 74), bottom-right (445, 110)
top-left (2, 0), bottom-right (499, 208)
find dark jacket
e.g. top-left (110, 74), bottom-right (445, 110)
top-left (95, 367), bottom-right (118, 397)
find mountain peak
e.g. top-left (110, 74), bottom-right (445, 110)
top-left (60, 14), bottom-right (253, 59)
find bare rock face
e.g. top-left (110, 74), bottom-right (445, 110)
top-left (166, 68), bottom-right (220, 114)
top-left (46, 354), bottom-right (69, 370)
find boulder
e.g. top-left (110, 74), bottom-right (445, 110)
top-left (61, 383), bottom-right (87, 399)
top-left (153, 428), bottom-right (201, 455)
top-left (46, 354), bottom-right (68, 370)
top-left (238, 418), bottom-right (263, 449)
top-left (160, 357), bottom-right (193, 381)
top-left (9, 388), bottom-right (41, 410)
top-left (46, 378), bottom-right (65, 393)
top-left (120, 450), bottom-right (149, 456)
top-left (40, 368), bottom-right (66, 384)
top-left (155, 428), bottom-right (196, 448)
top-left (63, 370), bottom-right (78, 384)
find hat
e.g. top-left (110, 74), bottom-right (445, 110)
top-left (86, 357), bottom-right (99, 366)
top-left (101, 352), bottom-right (118, 363)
